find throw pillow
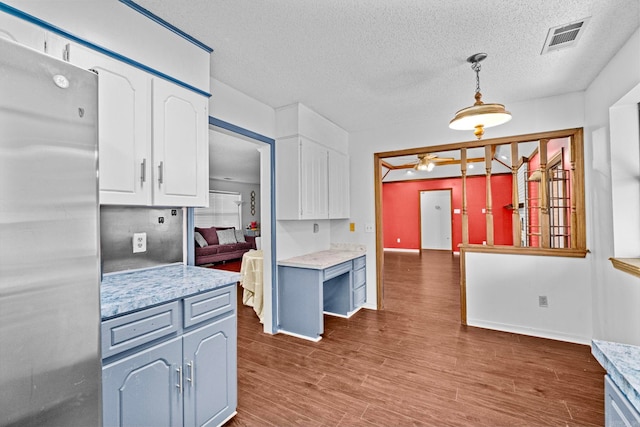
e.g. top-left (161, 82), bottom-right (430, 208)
top-left (194, 231), bottom-right (208, 248)
top-left (216, 228), bottom-right (237, 245)
top-left (235, 230), bottom-right (246, 243)
top-left (195, 227), bottom-right (218, 245)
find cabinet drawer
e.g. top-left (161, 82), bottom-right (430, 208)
top-left (605, 375), bottom-right (640, 426)
top-left (102, 301), bottom-right (180, 359)
top-left (324, 261), bottom-right (351, 281)
top-left (353, 283), bottom-right (366, 307)
top-left (353, 267), bottom-right (366, 288)
top-left (353, 256), bottom-right (365, 270)
top-left (183, 285), bottom-right (235, 328)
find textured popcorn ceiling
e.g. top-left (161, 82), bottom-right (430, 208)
top-left (135, 0), bottom-right (639, 134)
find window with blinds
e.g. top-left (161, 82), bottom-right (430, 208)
top-left (194, 191), bottom-right (242, 229)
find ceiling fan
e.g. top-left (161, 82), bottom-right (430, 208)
top-left (412, 153), bottom-right (455, 171)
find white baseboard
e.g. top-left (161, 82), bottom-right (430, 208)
top-left (467, 318), bottom-right (591, 345)
top-left (383, 248), bottom-right (420, 252)
top-left (277, 328), bottom-right (322, 342)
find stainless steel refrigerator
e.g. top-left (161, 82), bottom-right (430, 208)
top-left (0, 37), bottom-right (101, 425)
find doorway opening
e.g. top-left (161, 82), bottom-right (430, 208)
top-left (420, 189), bottom-right (453, 251)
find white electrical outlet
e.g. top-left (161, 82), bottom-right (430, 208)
top-left (396, 238), bottom-right (401, 243)
top-left (133, 232), bottom-right (147, 253)
top-left (365, 224), bottom-right (374, 233)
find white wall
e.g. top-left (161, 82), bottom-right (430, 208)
top-left (346, 92), bottom-right (587, 318)
top-left (210, 78), bottom-right (275, 138)
top-left (466, 253), bottom-right (592, 343)
top-left (207, 78), bottom-right (277, 333)
top-left (584, 27), bottom-right (640, 346)
top-left (276, 220), bottom-right (332, 261)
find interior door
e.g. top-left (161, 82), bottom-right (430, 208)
top-left (420, 190), bottom-right (452, 251)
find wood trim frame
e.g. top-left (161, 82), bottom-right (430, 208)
top-left (609, 258), bottom-right (640, 278)
top-left (375, 128), bottom-right (587, 324)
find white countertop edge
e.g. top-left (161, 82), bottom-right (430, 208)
top-left (592, 339), bottom-right (640, 414)
top-left (278, 250), bottom-right (366, 270)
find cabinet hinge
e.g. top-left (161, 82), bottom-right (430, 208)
top-left (62, 44), bottom-right (71, 62)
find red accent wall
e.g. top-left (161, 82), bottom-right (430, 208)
top-left (382, 174), bottom-right (513, 251)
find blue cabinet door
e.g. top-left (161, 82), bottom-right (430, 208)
top-left (182, 315), bottom-right (237, 427)
top-left (102, 336), bottom-right (183, 427)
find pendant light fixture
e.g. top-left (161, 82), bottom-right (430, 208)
top-left (449, 53), bottom-right (511, 139)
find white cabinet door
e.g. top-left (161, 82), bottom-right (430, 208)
top-left (71, 44), bottom-right (153, 205)
top-left (152, 78), bottom-right (209, 207)
top-left (0, 12), bottom-right (45, 51)
top-left (300, 138), bottom-right (328, 219)
top-left (328, 149), bottom-right (350, 219)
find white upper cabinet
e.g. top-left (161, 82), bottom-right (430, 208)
top-left (276, 136), bottom-right (328, 220)
top-left (0, 13), bottom-right (210, 207)
top-left (69, 42), bottom-right (208, 207)
top-left (275, 103), bottom-right (350, 220)
top-left (328, 149), bottom-right (350, 219)
top-left (72, 44), bottom-right (153, 205)
top-left (152, 78), bottom-right (208, 207)
top-left (300, 138), bottom-right (329, 220)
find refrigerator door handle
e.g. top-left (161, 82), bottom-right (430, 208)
top-left (158, 161), bottom-right (164, 185)
top-left (140, 158), bottom-right (146, 184)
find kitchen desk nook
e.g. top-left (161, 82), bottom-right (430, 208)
top-left (100, 264), bottom-right (239, 427)
top-left (278, 245), bottom-right (366, 341)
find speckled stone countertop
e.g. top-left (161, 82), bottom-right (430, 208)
top-left (592, 339), bottom-right (640, 413)
top-left (101, 264), bottom-right (240, 319)
top-left (278, 245), bottom-right (366, 270)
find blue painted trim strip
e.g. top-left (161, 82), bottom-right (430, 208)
top-left (208, 116), bottom-right (278, 333)
top-left (209, 117), bottom-right (275, 145)
top-left (119, 0), bottom-right (213, 53)
top-left (0, 2), bottom-right (211, 98)
top-left (186, 208), bottom-right (195, 266)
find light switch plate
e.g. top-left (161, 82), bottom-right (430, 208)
top-left (133, 232), bottom-right (147, 253)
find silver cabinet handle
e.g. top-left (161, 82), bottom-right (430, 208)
top-left (176, 366), bottom-right (182, 394)
top-left (186, 361), bottom-right (194, 387)
top-left (158, 161), bottom-right (164, 185)
top-left (140, 159), bottom-right (146, 184)
top-left (63, 43), bottom-right (70, 62)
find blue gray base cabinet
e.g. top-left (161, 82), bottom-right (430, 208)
top-left (278, 255), bottom-right (366, 341)
top-left (605, 375), bottom-right (640, 427)
top-left (102, 284), bottom-right (237, 427)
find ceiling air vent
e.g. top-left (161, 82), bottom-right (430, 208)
top-left (541, 17), bottom-right (590, 54)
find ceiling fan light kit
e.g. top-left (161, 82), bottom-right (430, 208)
top-left (449, 53), bottom-right (512, 139)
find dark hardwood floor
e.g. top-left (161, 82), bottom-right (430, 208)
top-left (226, 250), bottom-right (605, 426)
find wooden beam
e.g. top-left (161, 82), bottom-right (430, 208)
top-left (485, 145), bottom-right (494, 246)
top-left (461, 148), bottom-right (469, 245)
top-left (511, 142), bottom-right (522, 247)
top-left (386, 157), bottom-right (485, 170)
top-left (373, 153), bottom-right (384, 310)
top-left (539, 139), bottom-right (550, 248)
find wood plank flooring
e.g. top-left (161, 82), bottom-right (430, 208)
top-left (225, 250), bottom-right (605, 426)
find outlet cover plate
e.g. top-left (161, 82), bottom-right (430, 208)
top-left (133, 232), bottom-right (147, 253)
